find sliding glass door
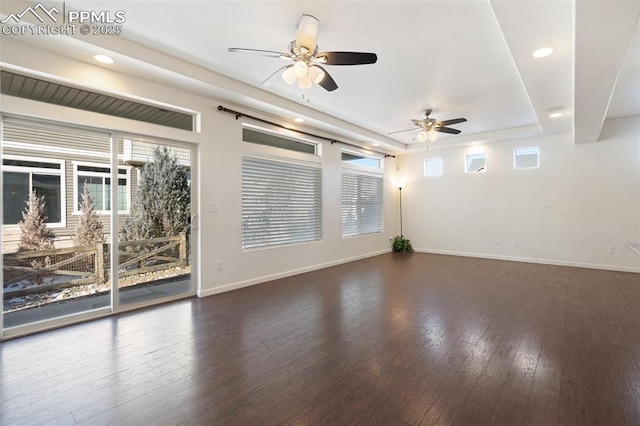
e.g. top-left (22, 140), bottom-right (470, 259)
top-left (116, 138), bottom-right (193, 307)
top-left (2, 118), bottom-right (113, 329)
top-left (2, 118), bottom-right (196, 336)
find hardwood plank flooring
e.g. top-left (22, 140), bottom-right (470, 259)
top-left (1, 253), bottom-right (639, 425)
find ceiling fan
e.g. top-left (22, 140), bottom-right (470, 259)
top-left (390, 109), bottom-right (467, 142)
top-left (228, 14), bottom-right (377, 92)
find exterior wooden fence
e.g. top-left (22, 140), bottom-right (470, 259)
top-left (3, 232), bottom-right (187, 298)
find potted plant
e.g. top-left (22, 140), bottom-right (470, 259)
top-left (392, 235), bottom-right (413, 253)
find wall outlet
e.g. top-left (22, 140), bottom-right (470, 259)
top-left (512, 240), bottom-right (519, 248)
top-left (542, 202), bottom-right (551, 211)
top-left (608, 246), bottom-right (616, 254)
top-left (209, 202), bottom-right (219, 213)
top-left (333, 243), bottom-right (337, 251)
top-left (495, 240), bottom-right (501, 247)
top-left (216, 260), bottom-right (223, 270)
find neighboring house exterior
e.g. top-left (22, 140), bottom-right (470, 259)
top-left (2, 117), bottom-right (191, 253)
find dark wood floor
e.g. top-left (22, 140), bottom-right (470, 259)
top-left (1, 253), bottom-right (639, 425)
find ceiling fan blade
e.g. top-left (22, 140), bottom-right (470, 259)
top-left (296, 14), bottom-right (319, 51)
top-left (261, 65), bottom-right (292, 86)
top-left (437, 118), bottom-right (467, 126)
top-left (311, 65), bottom-right (338, 91)
top-left (318, 51), bottom-right (378, 65)
top-left (228, 48), bottom-right (289, 59)
top-left (388, 128), bottom-right (418, 135)
top-left (435, 126), bottom-right (462, 135)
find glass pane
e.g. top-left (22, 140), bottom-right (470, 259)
top-left (118, 141), bottom-right (192, 306)
top-left (466, 154), bottom-right (486, 173)
top-left (425, 158), bottom-right (443, 177)
top-left (2, 172), bottom-right (29, 224)
top-left (341, 152), bottom-right (380, 168)
top-left (118, 178), bottom-right (127, 211)
top-left (3, 159), bottom-right (60, 169)
top-left (78, 176), bottom-right (104, 210)
top-left (78, 165), bottom-right (110, 173)
top-left (242, 128), bottom-right (316, 154)
top-left (32, 174), bottom-right (62, 223)
top-left (105, 178), bottom-right (111, 211)
top-left (3, 120), bottom-right (111, 330)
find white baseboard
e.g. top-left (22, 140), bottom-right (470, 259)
top-left (415, 248), bottom-right (640, 274)
top-left (198, 249), bottom-right (392, 298)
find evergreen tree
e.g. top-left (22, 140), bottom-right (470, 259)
top-left (121, 146), bottom-right (190, 241)
top-left (73, 181), bottom-right (105, 246)
top-left (18, 190), bottom-right (55, 252)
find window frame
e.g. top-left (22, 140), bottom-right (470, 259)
top-left (424, 157), bottom-right (444, 177)
top-left (514, 146), bottom-right (540, 170)
top-left (72, 161), bottom-right (131, 215)
top-left (341, 149), bottom-right (383, 169)
top-left (2, 154), bottom-right (66, 228)
top-left (465, 153), bottom-right (487, 173)
top-left (242, 122), bottom-right (322, 157)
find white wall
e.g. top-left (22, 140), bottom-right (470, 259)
top-left (398, 116), bottom-right (640, 272)
top-left (1, 39), bottom-right (400, 298)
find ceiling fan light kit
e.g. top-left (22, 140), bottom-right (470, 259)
top-left (228, 14), bottom-right (377, 92)
top-left (389, 109), bottom-right (468, 144)
top-left (229, 14), bottom-right (465, 146)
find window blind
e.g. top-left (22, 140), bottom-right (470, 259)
top-left (341, 170), bottom-right (383, 237)
top-left (242, 157), bottom-right (322, 249)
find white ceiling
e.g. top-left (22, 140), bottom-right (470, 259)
top-left (1, 0), bottom-right (639, 153)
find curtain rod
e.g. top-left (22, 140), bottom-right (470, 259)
top-left (217, 105), bottom-right (395, 158)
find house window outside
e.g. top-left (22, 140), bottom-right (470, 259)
top-left (514, 147), bottom-right (540, 169)
top-left (74, 163), bottom-right (130, 214)
top-left (465, 153), bottom-right (486, 173)
top-left (241, 156), bottom-right (322, 249)
top-left (2, 157), bottom-right (64, 225)
top-left (425, 158), bottom-right (443, 177)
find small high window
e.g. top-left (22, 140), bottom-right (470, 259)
top-left (424, 158), bottom-right (443, 177)
top-left (242, 126), bottom-right (318, 155)
top-left (341, 151), bottom-right (381, 168)
top-left (514, 147), bottom-right (539, 169)
top-left (465, 153), bottom-right (486, 173)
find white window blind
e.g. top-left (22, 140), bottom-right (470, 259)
top-left (341, 170), bottom-right (384, 237)
top-left (242, 156), bottom-right (322, 249)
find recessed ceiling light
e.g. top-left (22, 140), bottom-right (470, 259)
top-left (546, 106), bottom-right (565, 118)
top-left (94, 54), bottom-right (114, 64)
top-left (294, 117), bottom-right (304, 123)
top-left (532, 48), bottom-right (553, 58)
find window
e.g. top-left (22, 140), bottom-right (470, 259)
top-left (73, 163), bottom-right (130, 214)
top-left (425, 158), bottom-right (443, 177)
top-left (2, 156), bottom-right (64, 225)
top-left (341, 170), bottom-right (384, 237)
top-left (241, 156), bottom-right (322, 249)
top-left (465, 153), bottom-right (486, 173)
top-left (341, 151), bottom-right (381, 168)
top-left (514, 147), bottom-right (539, 169)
